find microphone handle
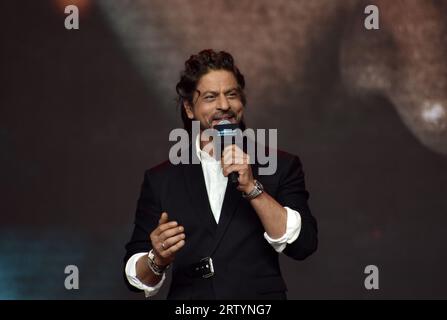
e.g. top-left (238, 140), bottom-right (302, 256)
top-left (229, 171), bottom-right (239, 185)
top-left (220, 138), bottom-right (239, 185)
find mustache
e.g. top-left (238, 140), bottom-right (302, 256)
top-left (212, 111), bottom-right (237, 121)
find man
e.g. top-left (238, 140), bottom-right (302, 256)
top-left (124, 49), bottom-right (318, 299)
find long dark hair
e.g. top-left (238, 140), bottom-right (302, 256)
top-left (175, 49), bottom-right (247, 134)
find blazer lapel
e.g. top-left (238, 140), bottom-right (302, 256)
top-left (182, 162), bottom-right (217, 236)
top-left (210, 178), bottom-right (242, 255)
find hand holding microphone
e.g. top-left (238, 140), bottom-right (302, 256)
top-left (214, 119), bottom-right (255, 193)
top-left (214, 119), bottom-right (240, 184)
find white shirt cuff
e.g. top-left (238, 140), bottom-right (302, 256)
top-left (264, 207), bottom-right (302, 253)
top-left (125, 252), bottom-right (166, 298)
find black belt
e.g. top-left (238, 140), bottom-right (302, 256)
top-left (186, 257), bottom-right (215, 279)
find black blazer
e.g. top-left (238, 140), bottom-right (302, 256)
top-left (124, 146), bottom-right (318, 299)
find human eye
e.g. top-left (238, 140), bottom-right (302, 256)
top-left (203, 94), bottom-right (216, 102)
top-left (226, 91), bottom-right (239, 99)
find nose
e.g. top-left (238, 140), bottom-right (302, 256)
top-left (217, 93), bottom-right (230, 111)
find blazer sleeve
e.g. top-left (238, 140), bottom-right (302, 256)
top-left (123, 169), bottom-right (162, 291)
top-left (276, 155), bottom-right (318, 260)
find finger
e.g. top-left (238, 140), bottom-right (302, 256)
top-left (223, 149), bottom-right (246, 165)
top-left (222, 147), bottom-right (235, 163)
top-left (223, 144), bottom-right (242, 153)
top-left (167, 239), bottom-right (186, 255)
top-left (155, 221), bottom-right (178, 235)
top-left (221, 160), bottom-right (231, 170)
top-left (222, 153), bottom-right (245, 167)
top-left (223, 164), bottom-right (234, 176)
top-left (159, 225), bottom-right (184, 242)
top-left (162, 233), bottom-right (186, 250)
top-left (224, 153), bottom-right (246, 165)
top-left (223, 164), bottom-right (244, 177)
top-left (222, 146), bottom-right (237, 160)
top-left (222, 153), bottom-right (234, 166)
top-left (158, 212), bottom-right (169, 225)
top-left (222, 144), bottom-right (234, 155)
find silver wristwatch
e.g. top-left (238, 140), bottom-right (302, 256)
top-left (242, 180), bottom-right (264, 200)
top-left (147, 249), bottom-right (169, 276)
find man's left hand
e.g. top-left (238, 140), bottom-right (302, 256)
top-left (221, 145), bottom-right (255, 194)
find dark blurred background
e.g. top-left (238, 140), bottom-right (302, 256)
top-left (1, 0), bottom-right (446, 299)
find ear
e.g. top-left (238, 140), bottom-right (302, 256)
top-left (183, 101), bottom-right (194, 120)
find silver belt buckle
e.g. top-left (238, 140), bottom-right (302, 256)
top-left (200, 257), bottom-right (214, 278)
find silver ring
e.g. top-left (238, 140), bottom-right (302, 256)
top-left (161, 242), bottom-right (166, 250)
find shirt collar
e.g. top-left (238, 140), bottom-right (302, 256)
top-left (195, 134), bottom-right (219, 164)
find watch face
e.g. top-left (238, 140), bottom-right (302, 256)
top-left (242, 180), bottom-right (264, 199)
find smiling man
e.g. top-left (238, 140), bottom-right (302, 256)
top-left (123, 49), bottom-right (318, 299)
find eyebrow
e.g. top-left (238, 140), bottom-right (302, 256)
top-left (200, 87), bottom-right (240, 96)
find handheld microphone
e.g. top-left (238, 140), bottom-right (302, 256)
top-left (214, 119), bottom-right (240, 185)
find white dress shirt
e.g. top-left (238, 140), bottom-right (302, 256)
top-left (125, 135), bottom-right (302, 297)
